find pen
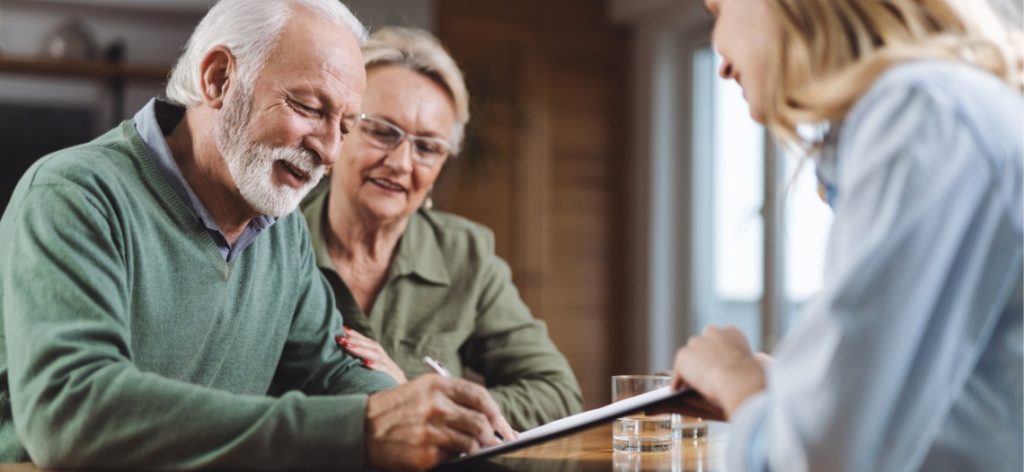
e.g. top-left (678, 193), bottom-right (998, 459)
top-left (422, 356), bottom-right (506, 442)
top-left (422, 355), bottom-right (452, 378)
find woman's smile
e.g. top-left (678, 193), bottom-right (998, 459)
top-left (366, 176), bottom-right (408, 194)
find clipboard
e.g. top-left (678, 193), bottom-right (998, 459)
top-left (437, 387), bottom-right (717, 470)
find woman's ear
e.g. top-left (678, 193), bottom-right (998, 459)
top-left (198, 46), bottom-right (235, 109)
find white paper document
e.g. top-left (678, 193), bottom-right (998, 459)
top-left (516, 386), bottom-right (676, 441)
top-left (443, 386), bottom-right (698, 467)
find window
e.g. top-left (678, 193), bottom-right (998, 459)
top-left (712, 56), bottom-right (764, 303)
top-left (782, 151), bottom-right (834, 328)
top-left (691, 46), bottom-right (832, 350)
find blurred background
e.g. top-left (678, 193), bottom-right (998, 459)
top-left (0, 0), bottom-right (831, 408)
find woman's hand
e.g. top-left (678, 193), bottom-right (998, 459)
top-left (336, 327), bottom-right (408, 384)
top-left (671, 325), bottom-right (766, 419)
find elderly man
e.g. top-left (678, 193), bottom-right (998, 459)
top-left (0, 0), bottom-right (514, 470)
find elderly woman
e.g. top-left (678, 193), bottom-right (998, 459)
top-left (301, 27), bottom-right (583, 430)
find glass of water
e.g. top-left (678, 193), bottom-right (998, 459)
top-left (611, 375), bottom-right (676, 452)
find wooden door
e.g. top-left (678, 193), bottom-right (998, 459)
top-left (435, 0), bottom-right (630, 407)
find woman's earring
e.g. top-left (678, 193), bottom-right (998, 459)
top-left (423, 191), bottom-right (434, 210)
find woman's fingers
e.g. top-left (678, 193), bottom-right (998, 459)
top-left (339, 330), bottom-right (377, 350)
top-left (336, 335), bottom-right (374, 357)
top-left (335, 332), bottom-right (409, 383)
top-left (336, 331), bottom-right (386, 358)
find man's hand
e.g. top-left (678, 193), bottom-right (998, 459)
top-left (364, 375), bottom-right (518, 471)
top-left (337, 327), bottom-right (408, 383)
top-left (670, 325), bottom-right (766, 419)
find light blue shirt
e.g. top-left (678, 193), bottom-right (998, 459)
top-left (729, 61), bottom-right (1023, 471)
top-left (133, 98), bottom-right (275, 263)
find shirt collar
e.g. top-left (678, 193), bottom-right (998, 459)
top-left (815, 122), bottom-right (842, 209)
top-left (134, 98), bottom-right (276, 232)
top-left (133, 98), bottom-right (276, 262)
top-left (303, 190), bottom-right (451, 286)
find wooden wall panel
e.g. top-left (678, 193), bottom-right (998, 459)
top-left (435, 0), bottom-right (629, 408)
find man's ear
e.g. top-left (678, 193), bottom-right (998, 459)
top-left (199, 46), bottom-right (235, 109)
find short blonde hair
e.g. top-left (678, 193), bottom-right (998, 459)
top-left (762, 0), bottom-right (1023, 148)
top-left (362, 27), bottom-right (470, 155)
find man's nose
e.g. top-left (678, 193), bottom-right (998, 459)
top-left (306, 119), bottom-right (343, 167)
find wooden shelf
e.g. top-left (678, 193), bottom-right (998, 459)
top-left (0, 54), bottom-right (168, 81)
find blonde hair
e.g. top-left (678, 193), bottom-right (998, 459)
top-left (762, 0), bottom-right (1023, 149)
top-left (361, 27), bottom-right (470, 155)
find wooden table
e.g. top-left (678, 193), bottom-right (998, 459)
top-left (446, 421), bottom-right (728, 471)
top-left (0, 422), bottom-right (728, 471)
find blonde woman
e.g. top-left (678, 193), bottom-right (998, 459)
top-left (671, 0), bottom-right (1022, 470)
top-left (301, 27), bottom-right (583, 431)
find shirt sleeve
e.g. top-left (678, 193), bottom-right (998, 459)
top-left (460, 236), bottom-right (584, 430)
top-left (0, 181), bottom-right (376, 470)
top-left (727, 79), bottom-right (1022, 470)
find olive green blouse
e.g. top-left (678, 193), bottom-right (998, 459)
top-left (301, 191), bottom-right (583, 430)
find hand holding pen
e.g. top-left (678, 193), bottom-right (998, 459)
top-left (423, 356), bottom-right (516, 442)
top-left (364, 362), bottom-right (519, 470)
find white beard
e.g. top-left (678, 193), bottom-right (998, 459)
top-left (214, 86), bottom-right (326, 217)
top-left (222, 142), bottom-right (324, 217)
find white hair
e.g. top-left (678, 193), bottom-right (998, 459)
top-left (166, 0), bottom-right (367, 106)
top-left (362, 27), bottom-right (470, 155)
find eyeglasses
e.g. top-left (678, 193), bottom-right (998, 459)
top-left (356, 114), bottom-right (453, 168)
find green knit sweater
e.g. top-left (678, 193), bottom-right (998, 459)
top-left (0, 121), bottom-right (396, 469)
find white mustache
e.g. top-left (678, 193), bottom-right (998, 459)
top-left (257, 145), bottom-right (325, 181)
